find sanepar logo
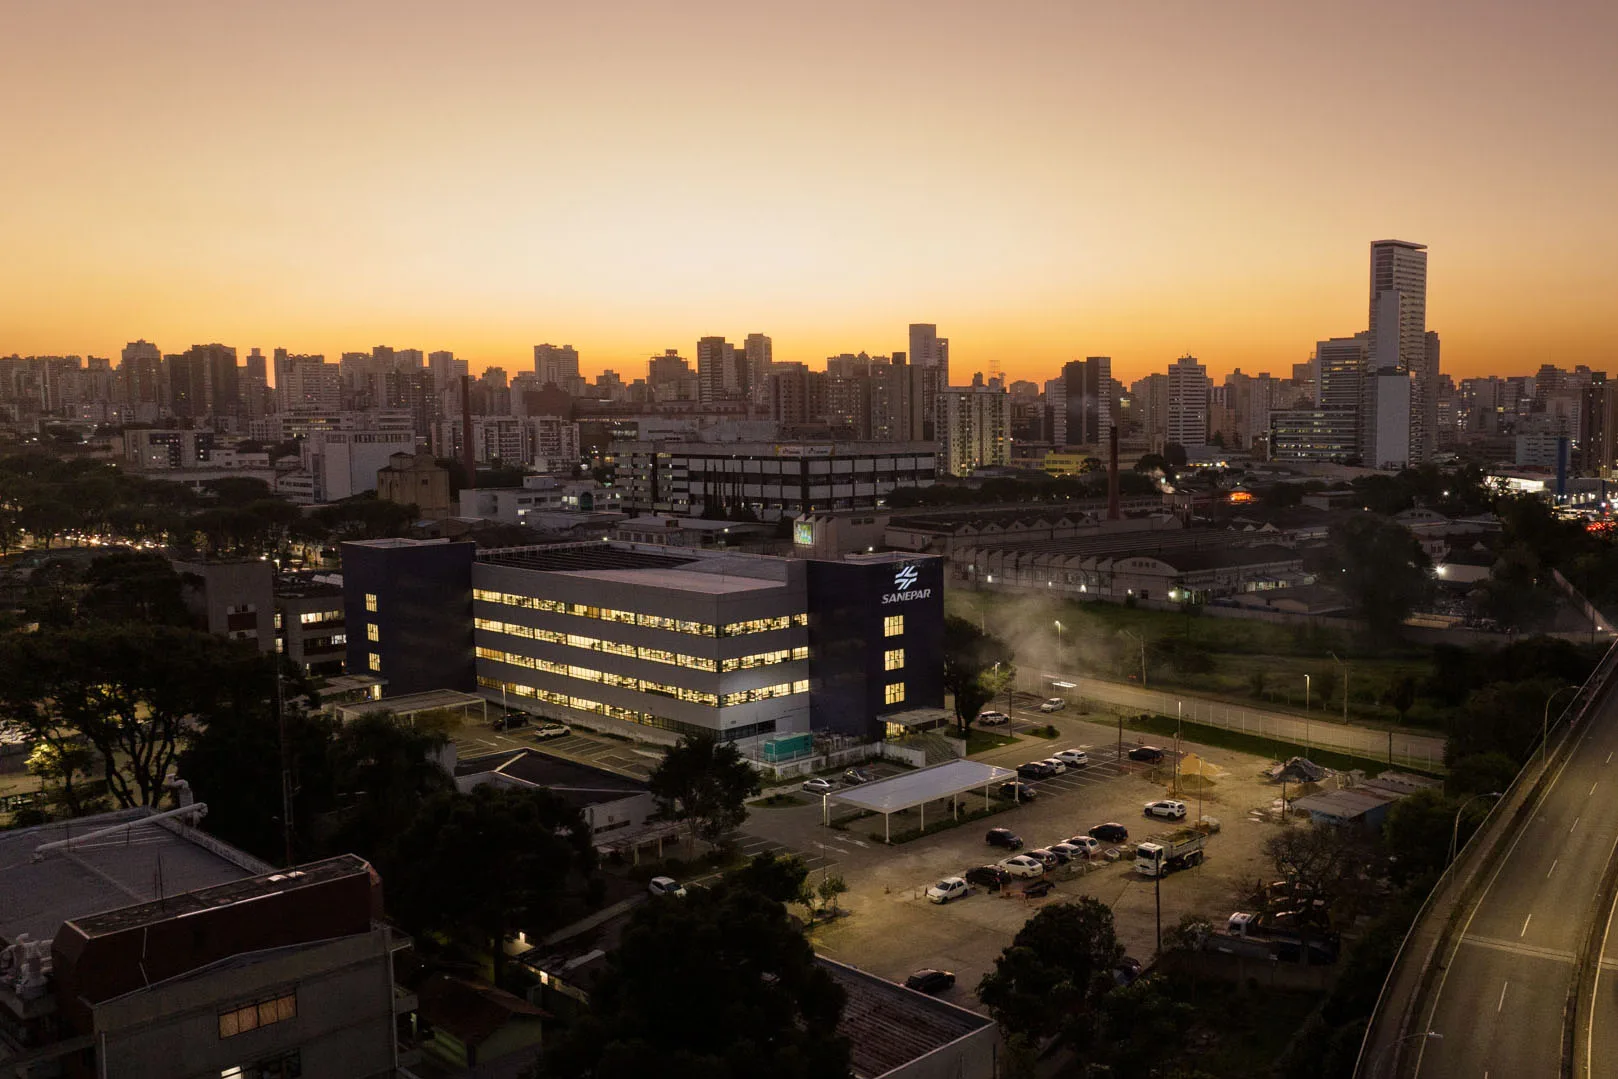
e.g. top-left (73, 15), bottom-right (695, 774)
top-left (894, 563), bottom-right (919, 591)
top-left (883, 562), bottom-right (932, 605)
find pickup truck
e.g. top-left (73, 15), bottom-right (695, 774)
top-left (1133, 829), bottom-right (1207, 877)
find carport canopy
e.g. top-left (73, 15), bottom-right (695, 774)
top-left (822, 759), bottom-right (1017, 842)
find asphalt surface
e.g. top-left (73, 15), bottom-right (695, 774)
top-left (1412, 701), bottom-right (1618, 1079)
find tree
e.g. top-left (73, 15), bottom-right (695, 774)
top-left (1475, 543), bottom-right (1558, 631)
top-left (1382, 787), bottom-right (1458, 883)
top-left (1163, 443), bottom-right (1189, 470)
top-left (1089, 975), bottom-right (1195, 1079)
top-left (1384, 674), bottom-right (1419, 724)
top-left (1329, 514), bottom-right (1433, 632)
top-left (1312, 667), bottom-right (1338, 711)
top-left (941, 616), bottom-right (1016, 735)
top-left (77, 549), bottom-right (192, 625)
top-left (978, 898), bottom-right (1123, 1043)
top-left (538, 885), bottom-right (849, 1079)
top-left (648, 735), bottom-right (761, 848)
top-left (722, 851), bottom-right (811, 908)
top-left (1445, 752), bottom-right (1520, 799)
top-left (814, 875), bottom-right (849, 919)
top-left (1248, 669), bottom-right (1268, 699)
top-left (1262, 823), bottom-right (1375, 908)
top-left (384, 785), bottom-right (597, 987)
top-left (1446, 680), bottom-right (1556, 764)
top-left (326, 713), bottom-right (454, 857)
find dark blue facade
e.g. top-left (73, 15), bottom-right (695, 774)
top-left (806, 556), bottom-right (944, 739)
top-left (341, 540), bottom-right (477, 696)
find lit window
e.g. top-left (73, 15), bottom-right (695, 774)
top-left (884, 648), bottom-right (904, 671)
top-left (364, 593), bottom-right (378, 613)
top-left (218, 992), bottom-right (296, 1039)
top-left (367, 652), bottom-right (381, 671)
top-left (884, 615), bottom-right (904, 637)
top-left (884, 682), bottom-right (905, 705)
top-left (366, 623), bottom-right (379, 642)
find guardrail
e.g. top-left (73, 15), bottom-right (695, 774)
top-left (1353, 635), bottom-right (1618, 1078)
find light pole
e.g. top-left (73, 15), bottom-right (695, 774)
top-left (1450, 792), bottom-right (1503, 863)
top-left (1174, 700), bottom-right (1183, 796)
top-left (1328, 651), bottom-right (1348, 724)
top-left (1054, 619), bottom-right (1063, 645)
top-left (1543, 684), bottom-right (1579, 763)
top-left (1369, 1030), bottom-right (1443, 1077)
top-left (1303, 674), bottom-right (1311, 758)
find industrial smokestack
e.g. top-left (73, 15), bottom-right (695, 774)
top-left (1107, 424), bottom-right (1121, 520)
top-left (460, 373), bottom-right (476, 493)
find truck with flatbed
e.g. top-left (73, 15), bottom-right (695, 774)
top-left (1133, 829), bottom-right (1207, 877)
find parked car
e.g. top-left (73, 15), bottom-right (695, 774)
top-left (1027, 847), bottom-right (1063, 868)
top-left (1000, 854), bottom-right (1046, 878)
top-left (1055, 748), bottom-right (1090, 767)
top-left (802, 777), bottom-right (835, 795)
top-left (1128, 745), bottom-right (1166, 763)
top-left (1049, 842), bottom-right (1086, 862)
top-left (905, 969), bottom-right (957, 994)
top-left (1022, 878), bottom-right (1056, 898)
top-left (1039, 697), bottom-right (1067, 713)
top-left (986, 827), bottom-right (1024, 850)
top-left (926, 877), bottom-right (970, 904)
top-left (1017, 761), bottom-right (1056, 780)
top-left (1090, 822), bottom-right (1130, 843)
top-left (976, 710), bottom-right (1011, 726)
top-left (842, 768), bottom-right (875, 785)
top-left (648, 876), bottom-right (687, 898)
top-left (996, 781), bottom-right (1038, 803)
top-left (492, 711), bottom-right (529, 731)
top-left (531, 721), bottom-right (571, 740)
top-left (1040, 757), bottom-right (1068, 775)
top-left (1064, 835), bottom-right (1104, 858)
top-left (965, 864), bottom-right (1013, 890)
top-left (1145, 799), bottom-right (1188, 820)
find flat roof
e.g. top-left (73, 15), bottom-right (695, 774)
top-left (0, 809), bottom-right (269, 945)
top-left (1291, 789), bottom-right (1395, 819)
top-left (817, 955), bottom-right (994, 1078)
top-left (337, 688), bottom-right (485, 721)
top-left (458, 749), bottom-right (649, 810)
top-left (827, 759), bottom-right (1016, 815)
top-left (555, 567), bottom-right (785, 594)
top-left (479, 545), bottom-right (697, 573)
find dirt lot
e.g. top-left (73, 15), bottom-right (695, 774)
top-left (776, 715), bottom-right (1303, 1008)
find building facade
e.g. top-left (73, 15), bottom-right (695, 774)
top-left (938, 387), bottom-right (1011, 476)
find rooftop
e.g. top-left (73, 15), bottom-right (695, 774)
top-left (827, 759), bottom-right (1017, 815)
top-left (335, 688), bottom-right (486, 722)
top-left (817, 955), bottom-right (994, 1078)
top-left (479, 544), bottom-right (697, 573)
top-left (0, 809), bottom-right (269, 945)
top-left (457, 749), bottom-right (648, 809)
top-left (556, 566), bottom-right (785, 594)
top-left (1290, 788), bottom-right (1396, 820)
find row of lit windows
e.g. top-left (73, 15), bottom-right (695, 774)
top-left (218, 992), bottom-right (296, 1039)
top-left (477, 676), bottom-right (779, 742)
top-left (368, 652), bottom-right (381, 671)
top-left (297, 609), bottom-right (342, 625)
top-left (885, 682), bottom-right (906, 704)
top-left (884, 615), bottom-right (904, 637)
top-left (473, 589), bottom-right (808, 637)
top-left (474, 618), bottom-right (808, 672)
top-left (884, 648), bottom-right (904, 671)
top-left (476, 646), bottom-right (808, 707)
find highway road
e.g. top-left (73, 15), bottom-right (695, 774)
top-left (1409, 691), bottom-right (1618, 1079)
top-left (1023, 669), bottom-right (1447, 770)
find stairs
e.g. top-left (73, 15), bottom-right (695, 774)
top-left (908, 732), bottom-right (961, 767)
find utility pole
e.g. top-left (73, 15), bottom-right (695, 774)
top-left (275, 660), bottom-right (295, 868)
top-left (1154, 871), bottom-right (1162, 954)
top-left (1329, 651), bottom-right (1348, 724)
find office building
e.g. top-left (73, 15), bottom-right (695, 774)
top-left (1166, 355), bottom-right (1210, 448)
top-left (744, 333), bottom-right (773, 406)
top-left (533, 343), bottom-right (580, 392)
top-left (290, 429), bottom-right (417, 503)
top-left (274, 351), bottom-right (342, 414)
top-left (342, 539), bottom-right (944, 744)
top-left (1061, 356), bottom-right (1112, 448)
top-left (938, 386), bottom-right (1012, 475)
top-left (1269, 409), bottom-right (1362, 462)
top-left (1369, 239), bottom-right (1435, 462)
top-left (275, 572), bottom-right (349, 676)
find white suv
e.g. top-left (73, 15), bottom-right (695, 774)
top-left (1039, 697), bottom-right (1067, 713)
top-left (1055, 748), bottom-right (1089, 767)
top-left (977, 710), bottom-right (1011, 726)
top-left (1144, 799), bottom-right (1188, 820)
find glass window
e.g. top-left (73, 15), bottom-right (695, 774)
top-left (885, 682), bottom-right (905, 705)
top-left (884, 648), bottom-right (904, 671)
top-left (884, 615), bottom-right (904, 637)
top-left (366, 623), bottom-right (379, 642)
top-left (367, 652), bottom-right (381, 671)
top-left (364, 593), bottom-right (377, 613)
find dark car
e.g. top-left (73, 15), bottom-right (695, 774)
top-left (986, 827), bottom-right (1024, 850)
top-left (492, 711), bottom-right (529, 731)
top-left (1022, 878), bottom-right (1056, 898)
top-left (996, 781), bottom-right (1038, 803)
top-left (965, 864), bottom-right (1013, 890)
top-left (1090, 822), bottom-right (1130, 843)
top-left (842, 767), bottom-right (875, 785)
top-left (1017, 761), bottom-right (1057, 780)
top-left (905, 969), bottom-right (957, 994)
top-left (1128, 745), bottom-right (1166, 763)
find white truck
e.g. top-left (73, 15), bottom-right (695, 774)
top-left (1134, 829), bottom-right (1207, 877)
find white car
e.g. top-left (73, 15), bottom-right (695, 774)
top-left (1000, 855), bottom-right (1046, 879)
top-left (802, 778), bottom-right (835, 795)
top-left (1055, 748), bottom-right (1090, 767)
top-left (977, 710), bottom-right (1011, 726)
top-left (926, 876), bottom-right (970, 904)
top-left (1039, 697), bottom-right (1067, 713)
top-left (1144, 799), bottom-right (1188, 820)
top-left (1064, 835), bottom-right (1103, 858)
top-left (648, 876), bottom-right (687, 898)
top-left (1040, 758), bottom-right (1068, 775)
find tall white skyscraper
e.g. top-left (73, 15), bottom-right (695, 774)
top-left (744, 333), bottom-right (772, 405)
top-left (1166, 355), bottom-right (1210, 448)
top-left (938, 386), bottom-right (1011, 476)
top-left (696, 336), bottom-right (740, 404)
top-left (533, 343), bottom-right (580, 391)
top-left (1368, 239), bottom-right (1433, 462)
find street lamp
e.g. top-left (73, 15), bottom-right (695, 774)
top-left (1054, 619), bottom-right (1063, 644)
top-left (1174, 700), bottom-right (1183, 796)
top-left (1450, 792), bottom-right (1504, 863)
top-left (1369, 1030), bottom-right (1444, 1077)
top-left (1303, 674), bottom-right (1312, 757)
top-left (1543, 684), bottom-right (1580, 763)
top-left (1328, 651), bottom-right (1348, 724)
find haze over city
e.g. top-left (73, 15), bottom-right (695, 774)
top-left (5, 0), bottom-right (1617, 382)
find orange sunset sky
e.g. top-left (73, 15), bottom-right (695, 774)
top-left (3, 1), bottom-right (1616, 386)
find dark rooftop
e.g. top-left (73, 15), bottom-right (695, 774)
top-left (457, 749), bottom-right (649, 809)
top-left (477, 543), bottom-right (697, 573)
top-left (818, 956), bottom-right (993, 1078)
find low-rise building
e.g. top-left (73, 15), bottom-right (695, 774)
top-left (275, 572), bottom-right (348, 677)
top-left (455, 749), bottom-right (657, 839)
top-left (376, 450), bottom-right (453, 520)
top-left (171, 556), bottom-right (276, 651)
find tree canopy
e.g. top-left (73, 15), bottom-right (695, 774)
top-left (977, 897), bottom-right (1124, 1042)
top-left (941, 616), bottom-right (1016, 734)
top-left (1328, 514), bottom-right (1433, 632)
top-left (647, 735), bottom-right (761, 847)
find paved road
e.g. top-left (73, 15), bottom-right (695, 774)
top-left (1024, 670), bottom-right (1447, 771)
top-left (1409, 696), bottom-right (1618, 1079)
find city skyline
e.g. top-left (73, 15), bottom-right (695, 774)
top-left (4, 1), bottom-right (1616, 382)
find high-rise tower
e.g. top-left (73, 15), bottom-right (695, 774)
top-left (1369, 240), bottom-right (1432, 462)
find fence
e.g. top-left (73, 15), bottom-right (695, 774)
top-left (743, 742), bottom-right (878, 781)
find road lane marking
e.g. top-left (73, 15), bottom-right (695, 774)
top-left (1608, 751), bottom-right (1613, 765)
top-left (1497, 981), bottom-right (1509, 1012)
top-left (1594, 782), bottom-right (1601, 797)
top-left (1460, 935), bottom-right (1575, 963)
top-left (1550, 859), bottom-right (1560, 878)
top-left (1522, 913), bottom-right (1533, 937)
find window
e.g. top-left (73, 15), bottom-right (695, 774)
top-left (218, 992), bottom-right (296, 1038)
top-left (884, 648), bottom-right (904, 671)
top-left (367, 652), bottom-right (381, 671)
top-left (883, 615), bottom-right (904, 637)
top-left (366, 622), bottom-right (379, 642)
top-left (364, 593), bottom-right (378, 613)
top-left (884, 682), bottom-right (905, 705)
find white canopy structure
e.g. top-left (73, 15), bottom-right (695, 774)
top-left (822, 759), bottom-right (1017, 842)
